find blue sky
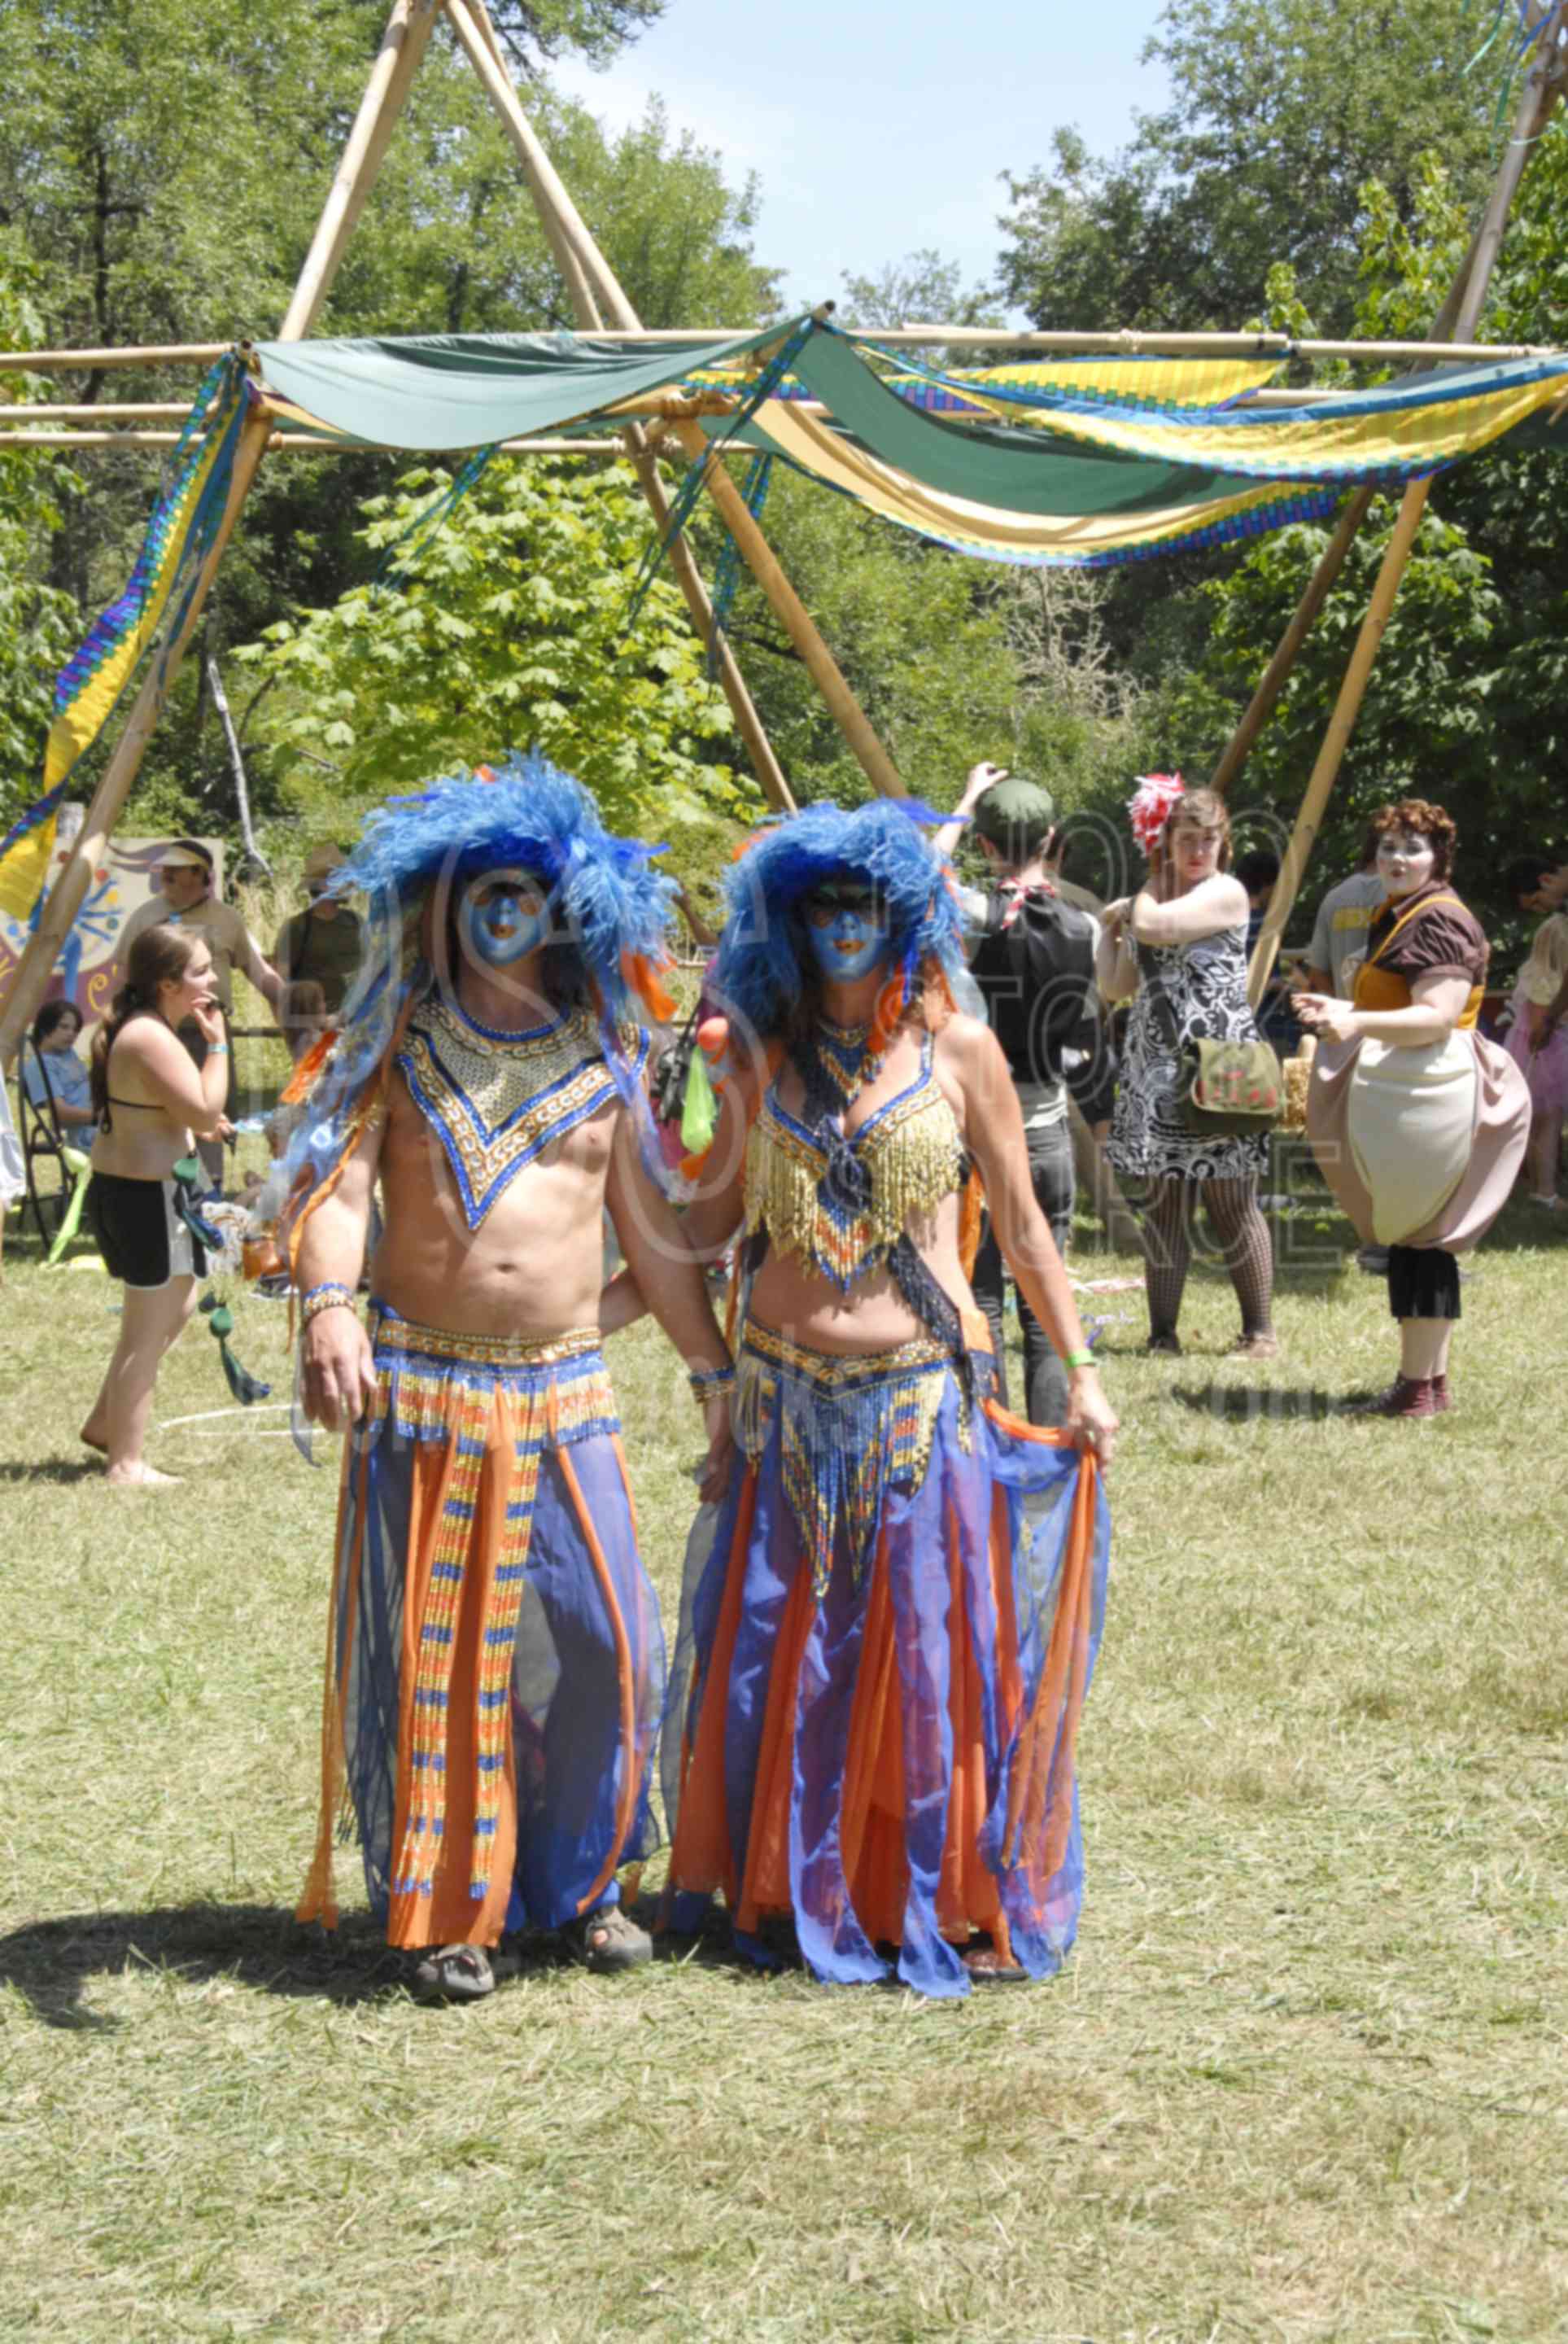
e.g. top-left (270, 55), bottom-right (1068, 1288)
top-left (551, 2), bottom-right (1173, 316)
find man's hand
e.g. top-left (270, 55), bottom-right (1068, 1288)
top-left (963, 760), bottom-right (1007, 807)
top-left (697, 1391), bottom-right (735, 1503)
top-left (302, 1305), bottom-right (377, 1431)
top-left (1065, 1370), bottom-right (1119, 1472)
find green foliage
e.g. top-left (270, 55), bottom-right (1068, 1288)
top-left (1153, 114), bottom-right (1568, 923)
top-left (706, 463), bottom-right (1157, 833)
top-left (237, 454), bottom-right (751, 872)
top-left (0, 238), bottom-right (80, 827)
top-left (1162, 508), bottom-right (1506, 875)
top-left (999, 0), bottom-right (1499, 335)
top-left (838, 249), bottom-right (1003, 334)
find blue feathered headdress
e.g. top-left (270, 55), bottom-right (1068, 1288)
top-left (712, 798), bottom-right (972, 1042)
top-left (259, 754), bottom-right (679, 1301)
top-left (333, 750), bottom-right (677, 1022)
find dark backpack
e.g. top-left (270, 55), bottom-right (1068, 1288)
top-left (968, 886), bottom-right (1110, 1110)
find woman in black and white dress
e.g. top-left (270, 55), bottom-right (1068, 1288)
top-left (1098, 781), bottom-right (1277, 1358)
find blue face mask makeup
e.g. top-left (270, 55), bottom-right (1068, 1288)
top-left (459, 870), bottom-right (551, 969)
top-left (804, 887), bottom-right (890, 983)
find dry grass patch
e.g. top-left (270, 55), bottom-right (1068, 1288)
top-left (2, 1181), bottom-right (1566, 2341)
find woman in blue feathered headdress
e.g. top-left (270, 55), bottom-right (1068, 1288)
top-left (653, 795), bottom-right (1118, 2000)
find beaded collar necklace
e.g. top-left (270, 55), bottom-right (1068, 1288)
top-left (396, 995), bottom-right (618, 1231)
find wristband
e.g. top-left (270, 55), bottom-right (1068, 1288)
top-left (688, 1362), bottom-right (736, 1403)
top-left (302, 1280), bottom-right (356, 1325)
top-left (207, 1043), bottom-right (229, 1057)
top-left (1063, 1347), bottom-right (1098, 1371)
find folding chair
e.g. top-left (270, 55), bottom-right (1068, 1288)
top-left (16, 1036), bottom-right (76, 1244)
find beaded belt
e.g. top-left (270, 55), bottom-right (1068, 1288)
top-left (369, 1307), bottom-right (602, 1370)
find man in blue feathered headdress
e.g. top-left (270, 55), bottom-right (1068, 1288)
top-left (278, 753), bottom-right (734, 2001)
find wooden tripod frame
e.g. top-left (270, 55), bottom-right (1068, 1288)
top-left (0, 0), bottom-right (909, 1065)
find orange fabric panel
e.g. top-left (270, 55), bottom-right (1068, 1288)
top-left (386, 1413), bottom-right (521, 1952)
top-left (838, 1542), bottom-right (908, 1946)
top-left (735, 1559), bottom-right (816, 1931)
top-left (935, 1498), bottom-right (1004, 1943)
top-left (958, 1165), bottom-right (985, 1280)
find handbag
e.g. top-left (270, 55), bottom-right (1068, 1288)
top-left (1179, 1034), bottom-right (1283, 1135)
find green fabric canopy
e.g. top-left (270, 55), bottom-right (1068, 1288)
top-left (256, 322), bottom-right (788, 452)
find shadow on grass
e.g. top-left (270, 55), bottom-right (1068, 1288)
top-left (0, 1897), bottom-right (794, 2028)
top-left (0, 1456), bottom-right (105, 1484)
top-left (1165, 1381), bottom-right (1355, 1423)
top-left (0, 1903), bottom-right (413, 2027)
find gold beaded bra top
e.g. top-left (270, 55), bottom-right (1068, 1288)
top-left (745, 1027), bottom-right (966, 1292)
top-left (397, 996), bottom-right (648, 1232)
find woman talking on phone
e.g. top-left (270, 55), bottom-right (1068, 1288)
top-left (81, 924), bottom-right (234, 1485)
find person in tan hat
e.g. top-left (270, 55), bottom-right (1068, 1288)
top-left (116, 838), bottom-right (284, 1194)
top-left (273, 842), bottom-right (365, 1049)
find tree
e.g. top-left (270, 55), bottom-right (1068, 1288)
top-left (998, 0), bottom-right (1498, 335)
top-left (0, 238), bottom-right (80, 829)
top-left (234, 454), bottom-right (753, 889)
top-left (0, 2), bottom-right (779, 842)
top-left (706, 455), bottom-right (1156, 830)
top-left (838, 250), bottom-right (1002, 335)
top-left (1150, 128), bottom-right (1568, 921)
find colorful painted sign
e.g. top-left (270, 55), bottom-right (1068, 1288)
top-left (0, 813), bottom-right (225, 1034)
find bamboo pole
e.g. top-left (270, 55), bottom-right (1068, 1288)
top-left (281, 0), bottom-right (439, 339)
top-left (1245, 37), bottom-right (1568, 1010)
top-left (7, 326), bottom-right (1565, 374)
top-left (1210, 490), bottom-right (1374, 800)
top-left (0, 0), bottom-right (433, 1067)
top-left (1215, 23), bottom-right (1568, 810)
top-left (448, 0), bottom-right (907, 804)
top-left (0, 431), bottom-right (650, 452)
top-left (670, 418), bottom-right (906, 798)
top-left (445, 0), bottom-right (797, 816)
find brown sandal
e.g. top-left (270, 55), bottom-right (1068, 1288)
top-left (563, 1904), bottom-right (651, 1974)
top-left (410, 1942), bottom-right (520, 2003)
top-left (960, 1939), bottom-right (1029, 1984)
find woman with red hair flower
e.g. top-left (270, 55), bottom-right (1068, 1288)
top-left (1098, 776), bottom-right (1278, 1358)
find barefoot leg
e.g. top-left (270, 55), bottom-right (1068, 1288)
top-left (102, 1275), bottom-right (199, 1484)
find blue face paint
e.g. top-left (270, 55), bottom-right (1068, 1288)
top-left (459, 872), bottom-right (550, 969)
top-left (806, 908), bottom-right (889, 983)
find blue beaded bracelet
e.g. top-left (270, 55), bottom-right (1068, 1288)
top-left (301, 1280), bottom-right (356, 1325)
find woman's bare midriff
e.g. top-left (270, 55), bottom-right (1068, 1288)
top-left (747, 1201), bottom-right (976, 1354)
top-left (90, 1022), bottom-right (191, 1181)
top-left (369, 1075), bottom-right (617, 1339)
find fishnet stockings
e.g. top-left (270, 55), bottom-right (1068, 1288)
top-left (1142, 1174), bottom-right (1274, 1340)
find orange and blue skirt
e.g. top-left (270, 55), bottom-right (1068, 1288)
top-left (298, 1305), bottom-right (664, 1951)
top-left (662, 1317), bottom-right (1108, 1999)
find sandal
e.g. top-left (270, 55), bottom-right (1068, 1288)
top-left (960, 1939), bottom-right (1029, 1984)
top-left (1229, 1332), bottom-right (1280, 1360)
top-left (1143, 1332), bottom-right (1182, 1357)
top-left (562, 1903), bottom-right (652, 1974)
top-left (410, 1942), bottom-right (520, 2004)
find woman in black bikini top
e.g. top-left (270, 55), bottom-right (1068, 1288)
top-left (81, 923), bottom-right (233, 1487)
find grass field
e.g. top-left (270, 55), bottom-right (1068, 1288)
top-left (2, 1153), bottom-right (1566, 2344)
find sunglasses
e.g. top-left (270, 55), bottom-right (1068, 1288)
top-left (803, 882), bottom-right (889, 929)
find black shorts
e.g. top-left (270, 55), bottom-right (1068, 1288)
top-left (87, 1172), bottom-right (209, 1290)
